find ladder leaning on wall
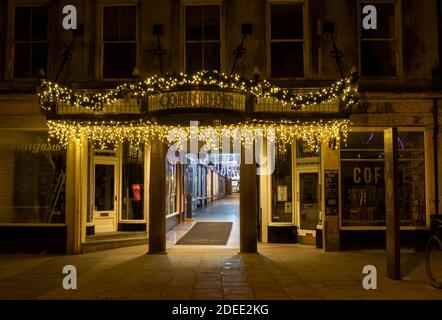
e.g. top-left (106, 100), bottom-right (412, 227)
top-left (47, 171), bottom-right (66, 223)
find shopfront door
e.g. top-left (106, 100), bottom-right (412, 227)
top-left (93, 161), bottom-right (118, 233)
top-left (296, 169), bottom-right (320, 235)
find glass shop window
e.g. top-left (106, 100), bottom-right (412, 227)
top-left (397, 132), bottom-right (426, 226)
top-left (121, 142), bottom-right (144, 220)
top-left (271, 144), bottom-right (293, 223)
top-left (166, 163), bottom-right (178, 215)
top-left (270, 4), bottom-right (304, 78)
top-left (192, 163), bottom-right (198, 201)
top-left (340, 131), bottom-right (426, 227)
top-left (103, 6), bottom-right (137, 78)
top-left (360, 3), bottom-right (397, 76)
top-left (340, 132), bottom-right (386, 227)
top-left (185, 5), bottom-right (221, 74)
top-left (0, 131), bottom-right (66, 223)
top-left (13, 6), bottom-right (48, 78)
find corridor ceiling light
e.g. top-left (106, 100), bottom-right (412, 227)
top-left (38, 70), bottom-right (358, 111)
top-left (46, 119), bottom-right (352, 151)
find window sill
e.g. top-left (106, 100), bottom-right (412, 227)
top-left (119, 219), bottom-right (146, 223)
top-left (166, 212), bottom-right (180, 219)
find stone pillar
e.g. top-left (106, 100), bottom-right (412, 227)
top-left (240, 145), bottom-right (257, 253)
top-left (65, 138), bottom-right (83, 255)
top-left (148, 138), bottom-right (167, 254)
top-left (321, 141), bottom-right (340, 251)
top-left (384, 128), bottom-right (401, 280)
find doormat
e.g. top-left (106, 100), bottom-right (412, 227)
top-left (176, 222), bottom-right (233, 245)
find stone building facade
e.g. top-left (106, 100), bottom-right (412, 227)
top-left (0, 0), bottom-right (440, 254)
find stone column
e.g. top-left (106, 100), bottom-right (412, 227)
top-left (148, 138), bottom-right (167, 254)
top-left (321, 140), bottom-right (340, 251)
top-left (384, 128), bottom-right (401, 280)
top-left (65, 138), bottom-right (82, 255)
top-left (240, 145), bottom-right (257, 253)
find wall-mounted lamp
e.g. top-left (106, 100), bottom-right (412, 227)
top-left (230, 23), bottom-right (253, 74)
top-left (152, 24), bottom-right (166, 74)
top-left (323, 22), bottom-right (344, 78)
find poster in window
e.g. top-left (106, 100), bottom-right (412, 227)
top-left (277, 185), bottom-right (288, 202)
top-left (324, 170), bottom-right (339, 215)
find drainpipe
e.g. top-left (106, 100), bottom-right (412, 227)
top-left (434, 0), bottom-right (441, 217)
top-left (434, 100), bottom-right (439, 216)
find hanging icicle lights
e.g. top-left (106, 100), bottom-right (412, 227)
top-left (46, 119), bottom-right (352, 151)
top-left (38, 70), bottom-right (358, 111)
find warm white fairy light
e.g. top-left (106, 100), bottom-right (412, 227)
top-left (38, 70), bottom-right (358, 111)
top-left (47, 119), bottom-right (352, 152)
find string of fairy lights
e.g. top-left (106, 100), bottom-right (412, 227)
top-left (38, 70), bottom-right (359, 111)
top-left (46, 119), bottom-right (352, 152)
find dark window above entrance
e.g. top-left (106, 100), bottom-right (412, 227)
top-left (185, 5), bottom-right (221, 74)
top-left (270, 4), bottom-right (304, 78)
top-left (102, 6), bottom-right (137, 79)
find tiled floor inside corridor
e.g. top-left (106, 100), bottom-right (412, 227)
top-left (166, 194), bottom-right (240, 248)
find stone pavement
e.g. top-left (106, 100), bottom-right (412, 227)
top-left (1, 243), bottom-right (442, 300)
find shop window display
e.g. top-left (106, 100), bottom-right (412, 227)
top-left (166, 162), bottom-right (178, 215)
top-left (340, 131), bottom-right (426, 227)
top-left (121, 142), bottom-right (144, 220)
top-left (341, 132), bottom-right (386, 226)
top-left (0, 131), bottom-right (66, 223)
top-left (397, 132), bottom-right (426, 226)
top-left (271, 144), bottom-right (293, 223)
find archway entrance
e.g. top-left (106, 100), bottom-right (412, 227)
top-left (170, 153), bottom-right (240, 248)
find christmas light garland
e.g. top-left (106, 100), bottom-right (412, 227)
top-left (38, 70), bottom-right (358, 111)
top-left (47, 119), bottom-right (352, 151)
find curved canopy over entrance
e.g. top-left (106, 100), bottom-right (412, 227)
top-left (38, 70), bottom-right (359, 112)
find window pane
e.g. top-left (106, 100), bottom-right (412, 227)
top-left (299, 172), bottom-right (319, 230)
top-left (31, 6), bottom-right (48, 41)
top-left (186, 42), bottom-right (203, 74)
top-left (341, 160), bottom-right (386, 226)
top-left (361, 40), bottom-right (396, 76)
top-left (297, 140), bottom-right (319, 158)
top-left (271, 42), bottom-right (304, 78)
top-left (14, 7), bottom-right (31, 41)
top-left (361, 3), bottom-right (395, 39)
top-left (203, 42), bottom-right (220, 71)
top-left (397, 132), bottom-right (426, 226)
top-left (14, 43), bottom-right (31, 78)
top-left (103, 6), bottom-right (119, 41)
top-left (122, 143), bottom-right (144, 220)
top-left (0, 132), bottom-right (66, 224)
top-left (166, 163), bottom-right (177, 215)
top-left (103, 43), bottom-right (136, 78)
top-left (341, 131), bottom-right (384, 150)
top-left (120, 6), bottom-right (136, 41)
top-left (186, 6), bottom-right (203, 41)
top-left (203, 5), bottom-right (220, 41)
top-left (31, 43), bottom-right (48, 77)
top-left (94, 164), bottom-right (115, 211)
top-left (341, 132), bottom-right (385, 227)
top-left (271, 4), bottom-right (303, 40)
top-left (272, 144), bottom-right (293, 223)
